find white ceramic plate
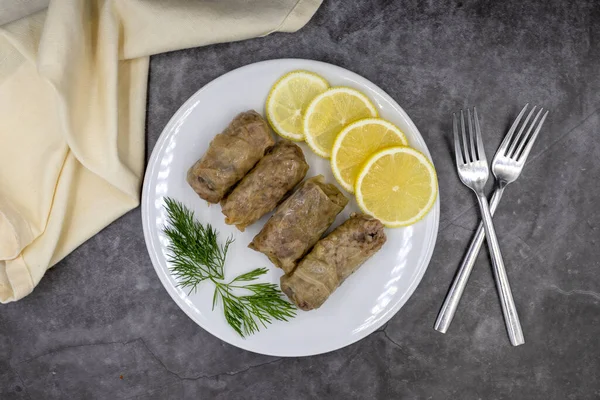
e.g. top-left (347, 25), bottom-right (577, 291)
top-left (142, 59), bottom-right (439, 357)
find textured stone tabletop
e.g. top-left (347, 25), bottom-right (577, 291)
top-left (2, 1), bottom-right (599, 399)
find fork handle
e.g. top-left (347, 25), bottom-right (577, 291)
top-left (476, 193), bottom-right (525, 346)
top-left (435, 186), bottom-right (505, 334)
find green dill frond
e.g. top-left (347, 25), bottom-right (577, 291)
top-left (163, 198), bottom-right (295, 337)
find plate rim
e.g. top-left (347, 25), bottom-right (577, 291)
top-left (141, 58), bottom-right (440, 357)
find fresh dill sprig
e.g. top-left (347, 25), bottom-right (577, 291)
top-left (163, 197), bottom-right (232, 290)
top-left (163, 198), bottom-right (296, 337)
top-left (213, 268), bottom-right (297, 337)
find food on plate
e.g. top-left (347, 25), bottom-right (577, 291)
top-left (221, 141), bottom-right (309, 231)
top-left (187, 110), bottom-right (275, 203)
top-left (355, 146), bottom-right (438, 227)
top-left (280, 213), bottom-right (386, 311)
top-left (266, 70), bottom-right (329, 141)
top-left (163, 198), bottom-right (296, 338)
top-left (331, 118), bottom-right (407, 193)
top-left (249, 175), bottom-right (348, 274)
top-left (303, 87), bottom-right (378, 158)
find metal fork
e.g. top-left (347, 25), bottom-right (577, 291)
top-left (446, 107), bottom-right (528, 346)
top-left (435, 105), bottom-right (548, 339)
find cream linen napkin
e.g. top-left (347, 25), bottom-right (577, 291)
top-left (0, 0), bottom-right (322, 303)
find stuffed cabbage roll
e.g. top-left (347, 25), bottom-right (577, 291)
top-left (221, 141), bottom-right (309, 231)
top-left (280, 213), bottom-right (386, 311)
top-left (187, 110), bottom-right (274, 203)
top-left (248, 175), bottom-right (348, 274)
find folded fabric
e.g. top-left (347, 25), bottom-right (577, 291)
top-left (0, 0), bottom-right (49, 26)
top-left (0, 0), bottom-right (321, 303)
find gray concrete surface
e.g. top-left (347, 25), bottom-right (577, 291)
top-left (2, 0), bottom-right (599, 398)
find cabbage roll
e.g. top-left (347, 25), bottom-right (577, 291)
top-left (248, 175), bottom-right (348, 274)
top-left (280, 213), bottom-right (386, 311)
top-left (187, 110), bottom-right (274, 203)
top-left (221, 141), bottom-right (309, 231)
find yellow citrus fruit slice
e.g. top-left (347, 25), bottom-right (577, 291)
top-left (265, 70), bottom-right (329, 141)
top-left (303, 87), bottom-right (378, 158)
top-left (331, 118), bottom-right (407, 192)
top-left (355, 146), bottom-right (438, 227)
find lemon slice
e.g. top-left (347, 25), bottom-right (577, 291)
top-left (355, 147), bottom-right (438, 227)
top-left (303, 87), bottom-right (378, 158)
top-left (331, 118), bottom-right (407, 192)
top-left (265, 70), bottom-right (329, 141)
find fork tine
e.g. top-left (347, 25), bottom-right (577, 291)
top-left (517, 110), bottom-right (548, 163)
top-left (453, 113), bottom-right (464, 165)
top-left (497, 104), bottom-right (529, 156)
top-left (467, 109), bottom-right (477, 162)
top-left (507, 106), bottom-right (536, 157)
top-left (473, 107), bottom-right (486, 161)
top-left (467, 108), bottom-right (478, 161)
top-left (460, 110), bottom-right (470, 162)
top-left (513, 107), bottom-right (544, 160)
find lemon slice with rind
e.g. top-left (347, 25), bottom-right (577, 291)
top-left (331, 118), bottom-right (407, 192)
top-left (303, 87), bottom-right (378, 158)
top-left (266, 70), bottom-right (329, 141)
top-left (355, 146), bottom-right (438, 227)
